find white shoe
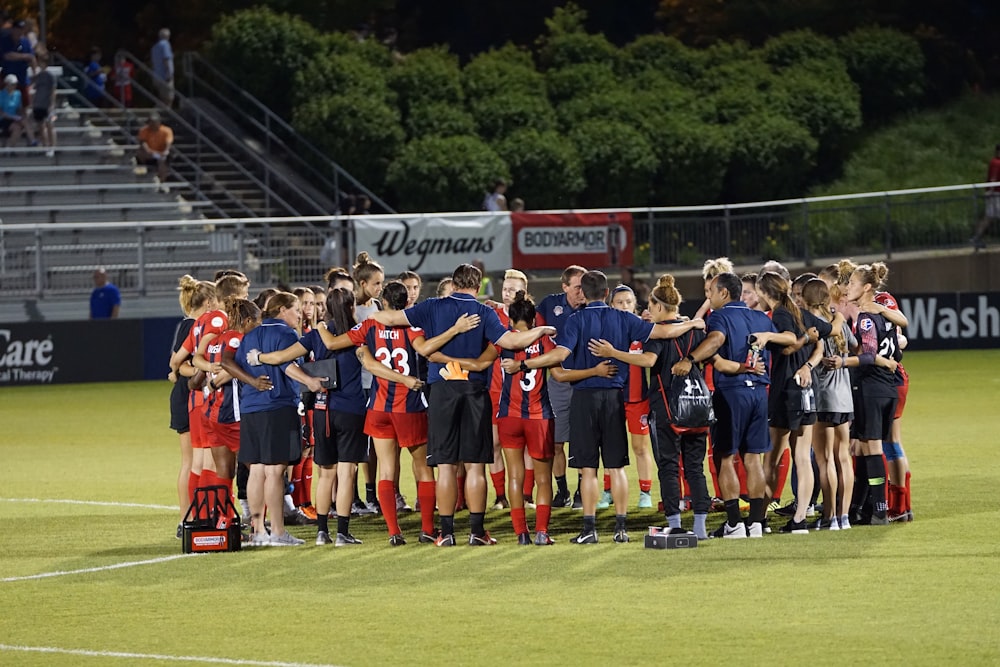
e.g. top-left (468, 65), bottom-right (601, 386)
top-left (269, 531), bottom-right (304, 546)
top-left (712, 522), bottom-right (747, 539)
top-left (746, 521), bottom-right (764, 538)
top-left (839, 515), bottom-right (851, 530)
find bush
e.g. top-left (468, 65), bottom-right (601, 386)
top-left (620, 34), bottom-right (705, 86)
top-left (470, 93), bottom-right (557, 142)
top-left (385, 135), bottom-right (509, 212)
top-left (774, 60), bottom-right (862, 157)
top-left (387, 47), bottom-right (463, 117)
top-left (725, 114), bottom-right (818, 202)
top-left (405, 102), bottom-right (477, 140)
top-left (839, 26), bottom-right (926, 121)
top-left (644, 114), bottom-right (730, 205)
top-left (207, 8), bottom-right (324, 117)
top-left (292, 93), bottom-right (404, 191)
top-left (556, 88), bottom-right (656, 133)
top-left (321, 32), bottom-right (394, 69)
top-left (762, 29), bottom-right (840, 69)
top-left (295, 53), bottom-right (393, 107)
top-left (462, 44), bottom-right (546, 100)
top-left (495, 129), bottom-right (585, 209)
top-left (545, 63), bottom-right (621, 103)
top-left (569, 120), bottom-right (658, 207)
top-left (538, 31), bottom-right (619, 71)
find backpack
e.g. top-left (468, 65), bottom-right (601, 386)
top-left (658, 335), bottom-right (715, 435)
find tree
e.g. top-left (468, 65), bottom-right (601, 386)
top-left (462, 44), bottom-right (546, 100)
top-left (387, 47), bottom-right (463, 118)
top-left (469, 93), bottom-right (558, 142)
top-left (725, 114), bottom-right (818, 202)
top-left (620, 34), bottom-right (705, 86)
top-left (405, 102), bottom-right (477, 140)
top-left (839, 26), bottom-right (926, 121)
top-left (569, 120), bottom-right (658, 207)
top-left (294, 52), bottom-right (394, 107)
top-left (495, 129), bottom-right (586, 209)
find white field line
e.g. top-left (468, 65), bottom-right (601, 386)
top-left (0, 497), bottom-right (177, 510)
top-left (0, 644), bottom-right (343, 667)
top-left (1, 554), bottom-right (197, 582)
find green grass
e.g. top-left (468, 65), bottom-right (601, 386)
top-left (2, 350), bottom-right (999, 666)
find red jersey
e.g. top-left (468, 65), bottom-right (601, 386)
top-left (183, 309), bottom-right (228, 412)
top-left (489, 306), bottom-right (511, 397)
top-left (496, 336), bottom-right (555, 420)
top-left (988, 157), bottom-right (1000, 193)
top-left (622, 340), bottom-right (649, 403)
top-left (348, 319), bottom-right (427, 413)
top-left (205, 330), bottom-right (243, 424)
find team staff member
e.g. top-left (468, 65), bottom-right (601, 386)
top-left (671, 272), bottom-right (782, 539)
top-left (371, 263), bottom-right (554, 546)
top-left (535, 265), bottom-right (587, 508)
top-left (229, 292), bottom-right (322, 547)
top-left (522, 270), bottom-right (703, 545)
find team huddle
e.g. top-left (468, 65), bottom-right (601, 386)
top-left (166, 252), bottom-right (913, 547)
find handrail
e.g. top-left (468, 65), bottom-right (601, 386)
top-left (116, 50), bottom-right (329, 221)
top-left (182, 51), bottom-right (396, 214)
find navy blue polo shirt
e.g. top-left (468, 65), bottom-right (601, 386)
top-left (299, 328), bottom-right (365, 415)
top-left (705, 301), bottom-right (776, 390)
top-left (404, 292), bottom-right (509, 385)
top-left (235, 319), bottom-right (301, 413)
top-left (557, 301), bottom-right (654, 390)
top-left (535, 292), bottom-right (578, 340)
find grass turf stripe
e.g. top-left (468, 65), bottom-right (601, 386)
top-left (0, 644), bottom-right (342, 667)
top-left (1, 554), bottom-right (197, 583)
top-left (0, 497), bottom-right (177, 510)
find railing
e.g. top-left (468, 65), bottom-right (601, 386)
top-left (181, 52), bottom-right (395, 215)
top-left (0, 182), bottom-right (992, 301)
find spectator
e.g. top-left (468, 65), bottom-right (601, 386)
top-left (510, 197), bottom-right (525, 212)
top-left (0, 19), bottom-right (34, 110)
top-left (971, 143), bottom-right (1000, 250)
top-left (90, 267), bottom-right (121, 319)
top-left (482, 179), bottom-right (508, 211)
top-left (30, 52), bottom-right (56, 156)
top-left (112, 49), bottom-right (133, 107)
top-left (0, 73), bottom-right (25, 146)
top-left (136, 111), bottom-right (173, 188)
top-left (84, 46), bottom-right (106, 105)
top-left (358, 194), bottom-right (372, 214)
top-left (150, 28), bottom-right (174, 106)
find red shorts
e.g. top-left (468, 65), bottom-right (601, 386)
top-left (490, 389), bottom-right (502, 425)
top-left (189, 406), bottom-right (210, 448)
top-left (894, 367), bottom-right (909, 420)
top-left (204, 419), bottom-right (240, 453)
top-left (364, 410), bottom-right (428, 449)
top-left (498, 416), bottom-right (554, 460)
top-left (625, 399), bottom-right (651, 436)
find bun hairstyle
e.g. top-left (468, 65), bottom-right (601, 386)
top-left (213, 269), bottom-right (248, 281)
top-left (262, 291), bottom-right (298, 319)
top-left (854, 262), bottom-right (889, 290)
top-left (701, 257), bottom-right (734, 281)
top-left (177, 274), bottom-right (216, 315)
top-left (224, 298), bottom-right (261, 333)
top-left (381, 280), bottom-right (409, 311)
top-left (325, 266), bottom-right (354, 289)
top-left (507, 290), bottom-right (536, 325)
top-left (761, 260), bottom-right (790, 281)
top-left (353, 251), bottom-right (384, 285)
top-left (756, 271), bottom-right (805, 333)
top-left (649, 273), bottom-right (681, 310)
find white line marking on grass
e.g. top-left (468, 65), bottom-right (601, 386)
top-left (1, 554), bottom-right (197, 582)
top-left (0, 644), bottom-right (343, 667)
top-left (0, 497), bottom-right (176, 510)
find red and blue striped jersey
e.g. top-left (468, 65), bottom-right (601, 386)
top-left (348, 319), bottom-right (428, 413)
top-left (183, 309), bottom-right (228, 412)
top-left (489, 306), bottom-right (511, 397)
top-left (496, 335), bottom-right (556, 420)
top-left (205, 330), bottom-right (243, 424)
top-left (622, 340), bottom-right (649, 403)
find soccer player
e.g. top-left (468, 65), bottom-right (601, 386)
top-left (535, 265), bottom-right (587, 508)
top-left (521, 270), bottom-right (704, 544)
top-left (671, 272), bottom-right (781, 539)
top-left (398, 270), bottom-right (422, 307)
top-left (370, 263), bottom-right (555, 546)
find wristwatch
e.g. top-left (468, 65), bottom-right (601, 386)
top-left (685, 354), bottom-right (695, 363)
top-left (520, 360), bottom-right (529, 373)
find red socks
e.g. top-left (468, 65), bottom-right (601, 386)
top-left (301, 455), bottom-right (314, 507)
top-left (187, 472), bottom-right (199, 506)
top-left (290, 461), bottom-right (304, 506)
top-left (524, 469), bottom-right (535, 498)
top-left (378, 480), bottom-right (400, 536)
top-left (707, 442), bottom-right (721, 497)
top-left (774, 447), bottom-right (790, 499)
top-left (639, 479), bottom-right (652, 493)
top-left (904, 471), bottom-right (912, 513)
top-left (490, 470), bottom-right (506, 498)
top-left (511, 507), bottom-right (528, 535)
top-left (418, 481), bottom-right (437, 534)
top-left (603, 473), bottom-right (611, 492)
top-left (535, 504), bottom-right (551, 534)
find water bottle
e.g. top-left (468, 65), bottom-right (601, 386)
top-left (745, 335), bottom-right (760, 370)
top-left (800, 386), bottom-right (816, 413)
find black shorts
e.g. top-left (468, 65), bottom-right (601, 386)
top-left (313, 409), bottom-right (367, 465)
top-left (32, 108), bottom-right (50, 122)
top-left (169, 380), bottom-right (191, 433)
top-left (238, 406), bottom-right (301, 466)
top-left (426, 380), bottom-right (492, 466)
top-left (816, 411), bottom-right (853, 426)
top-left (768, 386), bottom-right (817, 431)
top-left (0, 118), bottom-right (11, 136)
top-left (568, 388), bottom-right (629, 469)
top-left (852, 393), bottom-right (896, 442)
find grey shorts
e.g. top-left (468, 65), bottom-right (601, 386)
top-left (547, 375), bottom-right (573, 443)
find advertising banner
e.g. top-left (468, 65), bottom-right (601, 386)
top-left (352, 214), bottom-right (511, 275)
top-left (897, 292), bottom-right (1000, 350)
top-left (511, 211), bottom-right (633, 270)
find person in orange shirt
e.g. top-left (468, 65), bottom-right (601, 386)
top-left (137, 111), bottom-right (173, 186)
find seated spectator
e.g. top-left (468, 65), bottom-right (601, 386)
top-left (84, 46), bottom-right (107, 105)
top-left (136, 112), bottom-right (173, 188)
top-left (0, 74), bottom-right (25, 146)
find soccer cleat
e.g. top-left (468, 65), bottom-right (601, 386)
top-left (525, 496), bottom-right (536, 509)
top-left (469, 532), bottom-right (497, 546)
top-left (283, 508), bottom-right (312, 526)
top-left (767, 500), bottom-right (781, 514)
top-left (570, 529), bottom-right (599, 544)
top-left (571, 490), bottom-right (583, 510)
top-left (534, 531), bottom-right (554, 546)
top-left (335, 532), bottom-right (363, 547)
top-left (613, 529), bottom-right (630, 543)
top-left (774, 502), bottom-right (797, 517)
top-left (738, 498), bottom-right (750, 512)
top-left (552, 489), bottom-right (572, 508)
top-left (176, 524), bottom-right (182, 539)
top-left (491, 496), bottom-right (510, 511)
top-left (389, 533), bottom-right (407, 547)
top-left (298, 505), bottom-right (318, 522)
top-left (434, 533), bottom-right (456, 547)
top-left (419, 530), bottom-right (440, 544)
top-left (596, 490), bottom-right (612, 510)
top-left (248, 531), bottom-right (271, 547)
top-left (746, 521), bottom-right (764, 538)
top-left (710, 497), bottom-right (726, 512)
top-left (315, 530), bottom-right (334, 546)
top-left (839, 515), bottom-right (851, 530)
top-left (827, 518), bottom-right (840, 531)
top-left (779, 519), bottom-right (810, 535)
top-left (352, 500), bottom-right (376, 516)
top-left (711, 522), bottom-right (746, 539)
top-left (270, 531), bottom-right (305, 546)
top-left (638, 491), bottom-right (653, 509)
top-left (806, 504), bottom-right (817, 518)
top-left (517, 532), bottom-right (532, 545)
top-left (395, 493), bottom-right (412, 513)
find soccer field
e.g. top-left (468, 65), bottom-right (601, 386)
top-left (1, 350), bottom-right (999, 666)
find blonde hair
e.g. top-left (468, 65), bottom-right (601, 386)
top-left (854, 262), bottom-right (889, 290)
top-left (215, 273), bottom-right (250, 300)
top-left (177, 274), bottom-right (215, 316)
top-left (649, 274), bottom-right (681, 310)
top-left (503, 268), bottom-right (528, 291)
top-left (702, 257), bottom-right (733, 281)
